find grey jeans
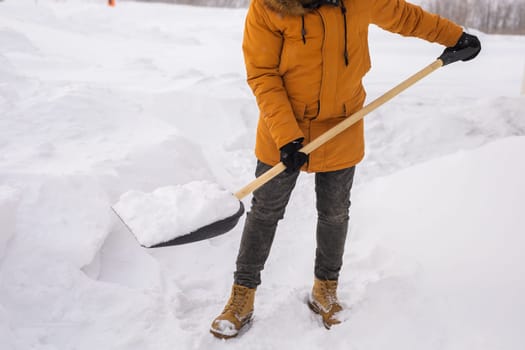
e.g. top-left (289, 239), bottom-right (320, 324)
top-left (234, 161), bottom-right (356, 289)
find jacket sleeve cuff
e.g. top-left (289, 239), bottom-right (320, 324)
top-left (271, 123), bottom-right (305, 150)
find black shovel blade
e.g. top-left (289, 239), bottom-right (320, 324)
top-left (147, 201), bottom-right (245, 248)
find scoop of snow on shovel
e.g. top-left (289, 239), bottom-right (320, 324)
top-left (113, 181), bottom-right (241, 248)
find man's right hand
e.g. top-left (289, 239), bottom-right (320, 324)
top-left (280, 139), bottom-right (308, 173)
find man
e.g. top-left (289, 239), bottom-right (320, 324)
top-left (210, 0), bottom-right (480, 338)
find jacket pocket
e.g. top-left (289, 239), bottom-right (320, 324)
top-left (291, 99), bottom-right (320, 121)
top-left (343, 88), bottom-right (366, 117)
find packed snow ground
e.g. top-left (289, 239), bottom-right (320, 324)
top-left (1, 0), bottom-right (525, 349)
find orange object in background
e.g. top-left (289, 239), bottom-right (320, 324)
top-left (108, 0), bottom-right (115, 6)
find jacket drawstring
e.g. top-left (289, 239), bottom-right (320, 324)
top-left (301, 15), bottom-right (306, 44)
top-left (301, 3), bottom-right (349, 65)
top-left (341, 2), bottom-right (349, 66)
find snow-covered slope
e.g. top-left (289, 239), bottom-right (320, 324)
top-left (0, 1), bottom-right (524, 349)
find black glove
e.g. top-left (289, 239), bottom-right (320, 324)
top-left (439, 32), bottom-right (481, 65)
top-left (280, 138), bottom-right (308, 173)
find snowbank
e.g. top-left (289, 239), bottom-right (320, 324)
top-left (0, 186), bottom-right (19, 260)
top-left (344, 136), bottom-right (525, 349)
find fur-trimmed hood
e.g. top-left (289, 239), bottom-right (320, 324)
top-left (263, 0), bottom-right (318, 16)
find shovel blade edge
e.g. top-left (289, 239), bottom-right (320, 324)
top-left (147, 201), bottom-right (245, 248)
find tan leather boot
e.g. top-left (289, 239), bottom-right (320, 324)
top-left (308, 278), bottom-right (343, 329)
top-left (210, 284), bottom-right (255, 339)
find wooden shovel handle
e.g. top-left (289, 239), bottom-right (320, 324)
top-left (234, 59), bottom-right (444, 200)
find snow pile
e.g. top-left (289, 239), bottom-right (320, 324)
top-left (113, 181), bottom-right (240, 247)
top-left (343, 136), bottom-right (525, 349)
top-left (0, 0), bottom-right (524, 349)
top-left (0, 186), bottom-right (19, 260)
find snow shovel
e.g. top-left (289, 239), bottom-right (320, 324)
top-left (113, 46), bottom-right (477, 248)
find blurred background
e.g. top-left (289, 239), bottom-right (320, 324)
top-left (128, 0), bottom-right (525, 35)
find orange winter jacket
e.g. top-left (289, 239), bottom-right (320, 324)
top-left (243, 0), bottom-right (463, 172)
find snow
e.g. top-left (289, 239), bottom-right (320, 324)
top-left (113, 181), bottom-right (241, 247)
top-left (211, 319), bottom-right (238, 337)
top-left (0, 0), bottom-right (524, 349)
top-left (349, 137), bottom-right (525, 348)
top-left (0, 186), bottom-right (19, 260)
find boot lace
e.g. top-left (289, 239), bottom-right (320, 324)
top-left (225, 287), bottom-right (248, 314)
top-left (321, 280), bottom-right (339, 306)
